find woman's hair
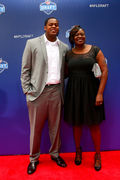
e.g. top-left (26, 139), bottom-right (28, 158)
top-left (69, 25), bottom-right (83, 48)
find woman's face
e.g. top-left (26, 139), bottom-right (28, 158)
top-left (74, 29), bottom-right (85, 46)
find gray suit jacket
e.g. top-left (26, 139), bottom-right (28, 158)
top-left (21, 34), bottom-right (69, 102)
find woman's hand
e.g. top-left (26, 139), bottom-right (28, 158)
top-left (95, 93), bottom-right (103, 106)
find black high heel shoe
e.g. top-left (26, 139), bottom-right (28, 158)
top-left (94, 153), bottom-right (101, 171)
top-left (75, 147), bottom-right (82, 165)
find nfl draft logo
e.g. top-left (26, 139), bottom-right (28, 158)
top-left (40, 0), bottom-right (57, 15)
top-left (66, 26), bottom-right (75, 38)
top-left (66, 29), bottom-right (71, 38)
top-left (0, 58), bottom-right (8, 73)
top-left (0, 4), bottom-right (5, 15)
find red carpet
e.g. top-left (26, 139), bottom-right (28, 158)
top-left (0, 151), bottom-right (120, 180)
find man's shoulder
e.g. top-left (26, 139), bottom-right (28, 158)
top-left (59, 40), bottom-right (67, 46)
top-left (59, 40), bottom-right (69, 49)
top-left (27, 34), bottom-right (44, 43)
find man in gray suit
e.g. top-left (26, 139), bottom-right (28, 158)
top-left (21, 17), bottom-right (69, 174)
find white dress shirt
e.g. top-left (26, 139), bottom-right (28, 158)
top-left (44, 34), bottom-right (60, 85)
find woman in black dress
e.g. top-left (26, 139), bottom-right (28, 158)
top-left (64, 25), bottom-right (108, 171)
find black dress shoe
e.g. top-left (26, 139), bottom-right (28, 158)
top-left (51, 156), bottom-right (67, 167)
top-left (94, 153), bottom-right (101, 171)
top-left (27, 161), bottom-right (39, 174)
top-left (75, 147), bottom-right (82, 165)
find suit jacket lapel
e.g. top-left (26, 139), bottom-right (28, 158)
top-left (59, 41), bottom-right (63, 69)
top-left (39, 35), bottom-right (48, 64)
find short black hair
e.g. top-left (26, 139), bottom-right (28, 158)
top-left (44, 17), bottom-right (59, 26)
top-left (69, 25), bottom-right (84, 48)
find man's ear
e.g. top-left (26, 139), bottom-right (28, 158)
top-left (44, 26), bottom-right (46, 31)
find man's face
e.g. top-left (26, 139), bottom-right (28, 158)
top-left (44, 18), bottom-right (59, 38)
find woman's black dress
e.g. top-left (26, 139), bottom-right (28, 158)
top-left (64, 45), bottom-right (105, 126)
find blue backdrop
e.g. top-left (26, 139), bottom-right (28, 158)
top-left (0, 0), bottom-right (120, 155)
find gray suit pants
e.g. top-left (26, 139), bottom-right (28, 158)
top-left (27, 84), bottom-right (62, 162)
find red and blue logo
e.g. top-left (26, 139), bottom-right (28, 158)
top-left (0, 58), bottom-right (8, 74)
top-left (0, 4), bottom-right (5, 15)
top-left (40, 0), bottom-right (57, 15)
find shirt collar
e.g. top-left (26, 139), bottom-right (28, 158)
top-left (44, 34), bottom-right (60, 46)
